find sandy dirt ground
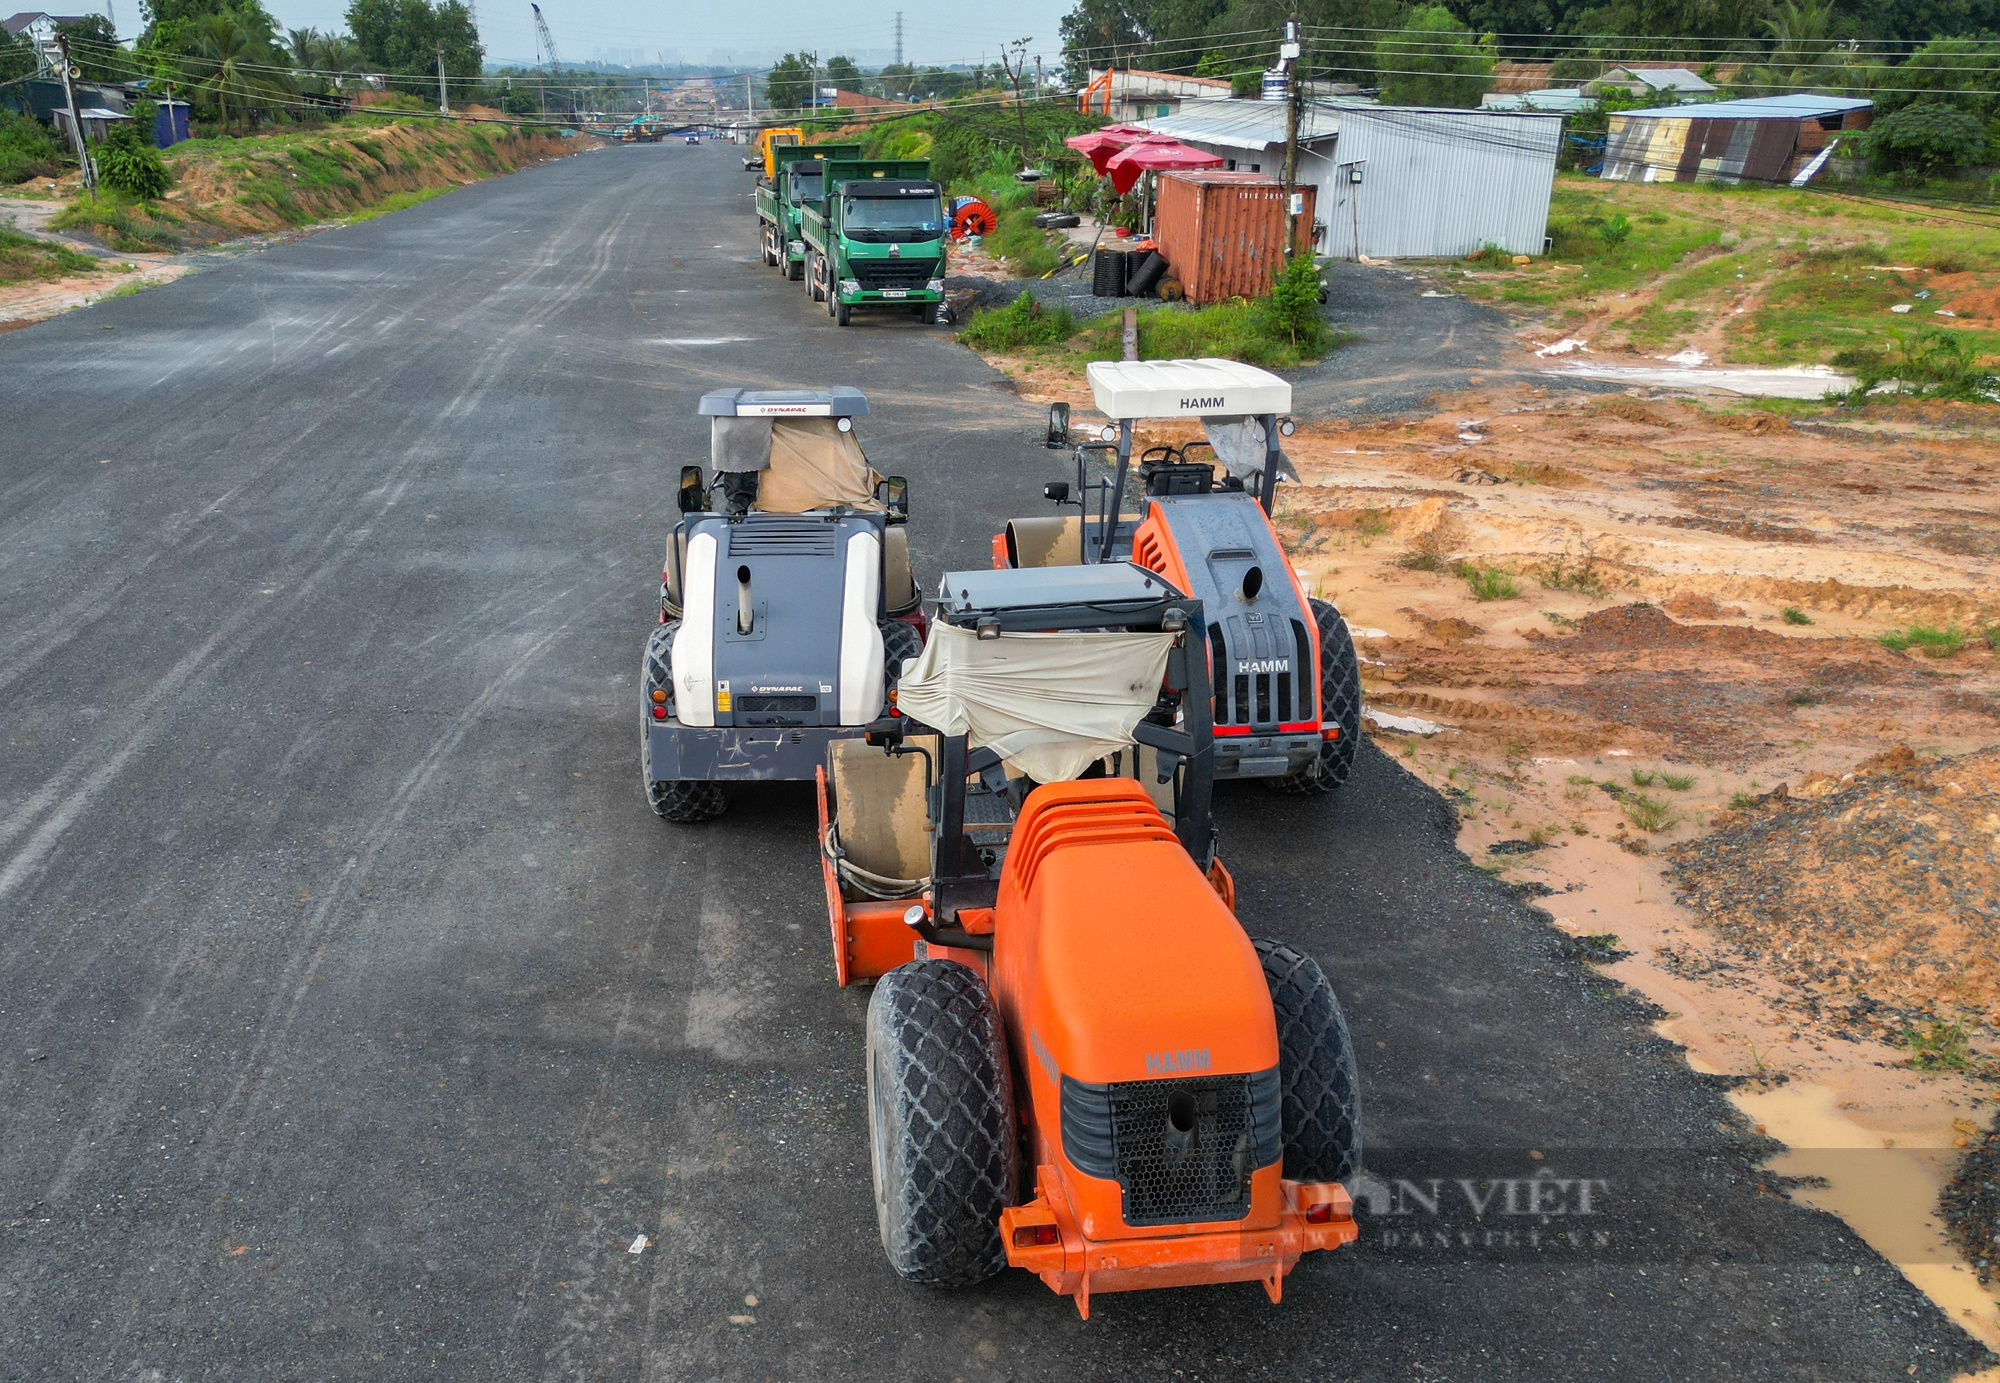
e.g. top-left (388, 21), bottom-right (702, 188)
top-left (1008, 368), bottom-right (2000, 1357)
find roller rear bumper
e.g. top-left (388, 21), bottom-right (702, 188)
top-left (1000, 1166), bottom-right (1356, 1317)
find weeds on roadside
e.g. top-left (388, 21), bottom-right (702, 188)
top-left (1628, 768), bottom-right (1657, 787)
top-left (1787, 687), bottom-right (1825, 706)
top-left (1835, 328), bottom-right (2000, 404)
top-left (1622, 793), bottom-right (1678, 833)
top-left (1984, 626), bottom-right (2000, 651)
top-left (1543, 610), bottom-right (1580, 630)
top-left (1781, 607), bottom-right (1813, 626)
top-left (1660, 771), bottom-right (1696, 791)
top-left (1879, 625), bottom-right (1965, 657)
top-left (960, 293), bottom-right (1076, 351)
top-left (1728, 791), bottom-right (1759, 809)
top-left (1901, 1019), bottom-right (1974, 1073)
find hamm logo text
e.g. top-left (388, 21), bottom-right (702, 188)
top-left (1146, 1048), bottom-right (1211, 1074)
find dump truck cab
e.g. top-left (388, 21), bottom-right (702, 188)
top-left (799, 160), bottom-right (948, 326)
top-left (754, 143), bottom-right (862, 281)
top-left (817, 563), bottom-right (1363, 1314)
top-left (744, 125), bottom-right (803, 174)
top-left (998, 358), bottom-right (1364, 796)
top-left (640, 387), bottom-right (925, 823)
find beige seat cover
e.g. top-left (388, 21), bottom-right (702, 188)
top-left (896, 625), bottom-right (1174, 782)
top-left (755, 419), bottom-right (884, 513)
top-left (828, 735), bottom-right (933, 893)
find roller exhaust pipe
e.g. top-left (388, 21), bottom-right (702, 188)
top-left (737, 565), bottom-right (753, 634)
top-left (1239, 565), bottom-right (1264, 602)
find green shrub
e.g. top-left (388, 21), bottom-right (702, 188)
top-left (1251, 252), bottom-right (1329, 353)
top-left (1622, 793), bottom-right (1678, 833)
top-left (0, 110), bottom-right (69, 184)
top-left (1867, 103), bottom-right (1988, 176)
top-left (1838, 328), bottom-right (1999, 403)
top-left (1596, 211), bottom-right (1631, 249)
top-left (1782, 606), bottom-right (1813, 625)
top-left (959, 292), bottom-right (1075, 351)
top-left (95, 103), bottom-right (172, 201)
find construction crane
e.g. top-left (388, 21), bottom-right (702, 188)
top-left (531, 3), bottom-right (561, 68)
top-left (530, 3), bottom-right (561, 118)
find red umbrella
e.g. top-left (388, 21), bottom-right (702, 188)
top-left (1063, 124), bottom-right (1155, 175)
top-left (1103, 136), bottom-right (1224, 195)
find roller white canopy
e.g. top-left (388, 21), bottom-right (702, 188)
top-left (1086, 358), bottom-right (1292, 421)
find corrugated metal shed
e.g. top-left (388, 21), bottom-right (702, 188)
top-left (1602, 95), bottom-right (1872, 184)
top-left (1482, 88), bottom-right (1593, 113)
top-left (1135, 100), bottom-right (1562, 260)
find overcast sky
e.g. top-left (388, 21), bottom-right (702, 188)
top-left (253, 0), bottom-right (1077, 71)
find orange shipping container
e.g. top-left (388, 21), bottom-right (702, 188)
top-left (1152, 171), bottom-right (1315, 305)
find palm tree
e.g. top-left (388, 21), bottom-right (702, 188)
top-left (183, 14), bottom-right (294, 131)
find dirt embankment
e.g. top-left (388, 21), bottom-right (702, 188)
top-left (46, 118), bottom-right (588, 252)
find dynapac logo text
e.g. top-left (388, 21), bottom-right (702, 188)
top-left (1146, 1048), bottom-right (1211, 1074)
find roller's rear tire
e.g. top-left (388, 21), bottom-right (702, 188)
top-left (880, 616), bottom-right (923, 693)
top-left (640, 622), bottom-right (728, 824)
top-left (866, 960), bottom-right (1016, 1286)
top-left (1271, 597), bottom-right (1364, 795)
top-left (1253, 938), bottom-right (1362, 1183)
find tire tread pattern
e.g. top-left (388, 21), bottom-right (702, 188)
top-left (1271, 597), bottom-right (1364, 795)
top-left (1253, 937), bottom-right (1363, 1182)
top-left (867, 960), bottom-right (1016, 1286)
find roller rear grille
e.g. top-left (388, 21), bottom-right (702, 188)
top-left (738, 694), bottom-right (816, 713)
top-left (727, 518), bottom-right (839, 556)
top-left (1061, 1069), bottom-right (1281, 1226)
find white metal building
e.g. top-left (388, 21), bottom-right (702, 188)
top-left (1135, 99), bottom-right (1563, 259)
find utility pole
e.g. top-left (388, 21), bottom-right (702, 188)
top-left (1279, 18), bottom-right (1303, 256)
top-left (893, 11), bottom-right (903, 67)
top-left (54, 33), bottom-right (95, 194)
top-left (437, 44), bottom-right (450, 113)
top-left (746, 71), bottom-right (754, 122)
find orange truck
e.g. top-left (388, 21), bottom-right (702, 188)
top-left (816, 560), bottom-right (1362, 1315)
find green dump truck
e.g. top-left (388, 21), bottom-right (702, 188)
top-left (798, 160), bottom-right (948, 327)
top-left (754, 143), bottom-right (863, 282)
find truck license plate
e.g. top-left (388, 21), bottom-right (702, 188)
top-left (879, 289), bottom-right (908, 299)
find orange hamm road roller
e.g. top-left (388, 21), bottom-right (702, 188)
top-left (815, 561), bottom-right (1363, 1315)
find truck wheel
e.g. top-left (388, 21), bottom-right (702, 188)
top-left (640, 623), bottom-right (728, 824)
top-left (834, 299), bottom-right (851, 326)
top-left (879, 616), bottom-right (923, 696)
top-left (867, 960), bottom-right (1016, 1286)
top-left (921, 303), bottom-right (942, 325)
top-left (1252, 938), bottom-right (1362, 1184)
top-left (1271, 597), bottom-right (1364, 795)
top-left (785, 255), bottom-right (803, 282)
top-left (807, 254), bottom-right (824, 302)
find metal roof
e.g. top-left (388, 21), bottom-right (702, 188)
top-left (1482, 88), bottom-right (1593, 112)
top-left (1617, 67), bottom-right (1713, 91)
top-left (1132, 99), bottom-right (1344, 151)
top-left (1618, 93), bottom-right (1874, 120)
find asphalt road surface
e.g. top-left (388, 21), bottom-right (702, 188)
top-left (0, 142), bottom-right (1984, 1382)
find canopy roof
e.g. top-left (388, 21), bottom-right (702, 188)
top-left (1063, 124), bottom-right (1155, 175)
top-left (1086, 358), bottom-right (1291, 421)
top-left (1103, 135), bottom-right (1224, 194)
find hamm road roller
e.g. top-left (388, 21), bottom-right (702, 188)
top-left (997, 358), bottom-right (1364, 797)
top-left (816, 561), bottom-right (1362, 1314)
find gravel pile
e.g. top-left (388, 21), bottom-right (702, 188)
top-left (1942, 1114), bottom-right (2000, 1284)
top-left (1665, 744), bottom-right (2000, 1038)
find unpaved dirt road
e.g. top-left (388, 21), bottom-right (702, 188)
top-left (0, 143), bottom-right (1986, 1381)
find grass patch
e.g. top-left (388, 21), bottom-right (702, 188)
top-left (1628, 768), bottom-right (1657, 787)
top-left (1622, 793), bottom-right (1679, 833)
top-left (1660, 771), bottom-right (1696, 791)
top-left (0, 225), bottom-right (100, 286)
top-left (1782, 607), bottom-right (1814, 626)
top-left (1728, 790), bottom-right (1759, 809)
top-left (345, 185), bottom-right (453, 225)
top-left (1878, 624), bottom-right (1965, 657)
top-left (1787, 687), bottom-right (1825, 706)
top-left (1901, 1018), bottom-right (1974, 1073)
top-left (1463, 565), bottom-right (1521, 601)
top-left (1986, 626), bottom-right (2000, 651)
top-left (959, 292), bottom-right (1075, 351)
